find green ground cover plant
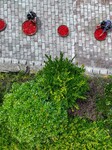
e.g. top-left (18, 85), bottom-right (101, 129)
top-left (39, 52), bottom-right (89, 109)
top-left (96, 76), bottom-right (112, 135)
top-left (0, 53), bottom-right (112, 150)
top-left (0, 71), bottom-right (35, 105)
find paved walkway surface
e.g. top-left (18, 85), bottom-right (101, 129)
top-left (74, 0), bottom-right (112, 74)
top-left (0, 0), bottom-right (112, 75)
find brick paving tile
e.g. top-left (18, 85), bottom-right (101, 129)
top-left (0, 0), bottom-right (112, 75)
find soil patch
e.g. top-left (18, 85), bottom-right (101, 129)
top-left (68, 76), bottom-right (110, 121)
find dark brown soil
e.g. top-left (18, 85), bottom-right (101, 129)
top-left (68, 76), bottom-right (110, 121)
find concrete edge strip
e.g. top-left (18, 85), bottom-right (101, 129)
top-left (0, 58), bottom-right (111, 75)
top-left (84, 66), bottom-right (112, 76)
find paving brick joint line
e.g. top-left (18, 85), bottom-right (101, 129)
top-left (0, 0), bottom-right (112, 75)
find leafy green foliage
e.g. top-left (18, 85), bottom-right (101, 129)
top-left (39, 52), bottom-right (89, 109)
top-left (1, 110), bottom-right (112, 150)
top-left (0, 71), bottom-right (35, 105)
top-left (97, 76), bottom-right (112, 135)
top-left (0, 75), bottom-right (68, 149)
top-left (0, 54), bottom-right (111, 149)
top-left (48, 117), bottom-right (112, 150)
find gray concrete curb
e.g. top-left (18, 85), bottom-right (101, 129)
top-left (0, 58), bottom-right (112, 75)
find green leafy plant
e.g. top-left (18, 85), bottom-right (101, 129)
top-left (0, 71), bottom-right (35, 105)
top-left (0, 53), bottom-right (89, 149)
top-left (96, 76), bottom-right (112, 135)
top-left (1, 54), bottom-right (111, 150)
top-left (39, 52), bottom-right (89, 109)
top-left (48, 117), bottom-right (112, 150)
top-left (0, 77), bottom-right (68, 149)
